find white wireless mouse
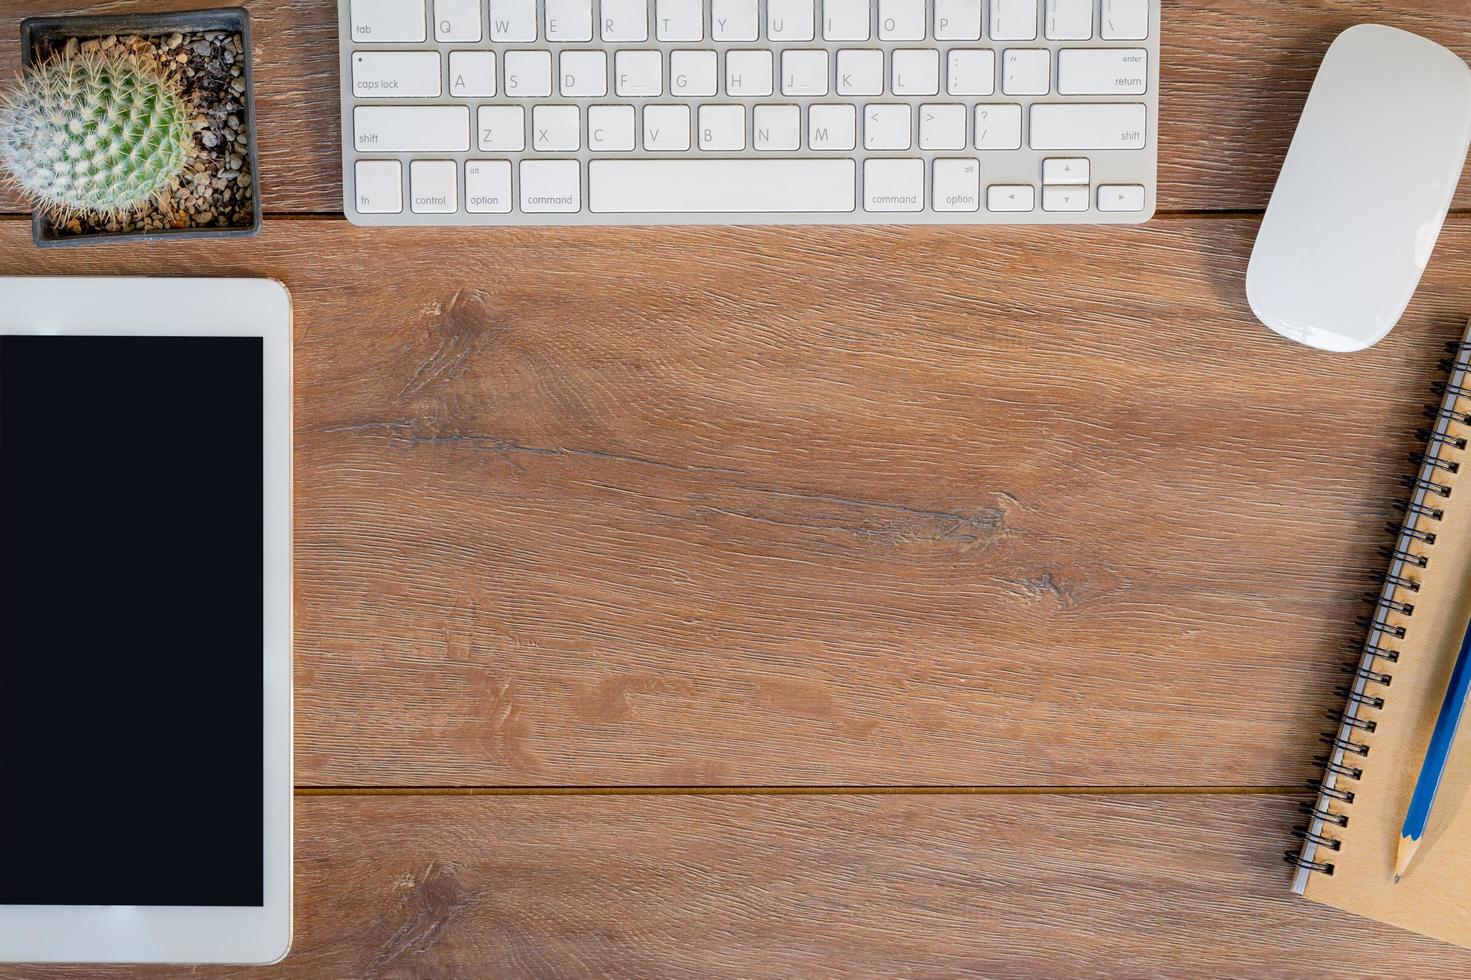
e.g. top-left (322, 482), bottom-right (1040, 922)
top-left (1246, 25), bottom-right (1471, 352)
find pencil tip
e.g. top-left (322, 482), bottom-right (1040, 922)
top-left (1395, 834), bottom-right (1420, 883)
top-left (1394, 874), bottom-right (1401, 884)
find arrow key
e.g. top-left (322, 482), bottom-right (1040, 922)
top-left (986, 183), bottom-right (1035, 212)
top-left (1098, 183), bottom-right (1146, 212)
top-left (1042, 157), bottom-right (1089, 185)
top-left (1042, 185), bottom-right (1089, 211)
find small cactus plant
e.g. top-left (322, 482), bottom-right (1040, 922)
top-left (0, 51), bottom-right (192, 218)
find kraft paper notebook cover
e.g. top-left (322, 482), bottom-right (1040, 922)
top-left (1290, 319), bottom-right (1471, 947)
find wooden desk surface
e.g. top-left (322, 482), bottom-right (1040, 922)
top-left (5, 0), bottom-right (1471, 975)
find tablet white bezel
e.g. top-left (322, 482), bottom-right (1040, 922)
top-left (0, 277), bottom-right (292, 965)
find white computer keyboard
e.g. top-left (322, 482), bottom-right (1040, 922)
top-left (337, 0), bottom-right (1158, 225)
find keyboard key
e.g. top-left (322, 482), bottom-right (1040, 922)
top-left (1030, 102), bottom-right (1146, 149)
top-left (987, 184), bottom-right (1034, 211)
top-left (546, 0), bottom-right (593, 40)
top-left (768, 0), bottom-right (816, 41)
top-left (1002, 49), bottom-right (1050, 96)
top-left (350, 0), bottom-right (426, 42)
top-left (863, 158), bottom-right (923, 211)
top-left (355, 106), bottom-right (469, 152)
top-left (823, 0), bottom-right (871, 41)
top-left (713, 0), bottom-right (760, 39)
top-left (934, 0), bottom-right (981, 40)
top-left (533, 105), bottom-right (581, 150)
top-left (520, 160), bottom-right (581, 212)
top-left (933, 158), bottom-right (980, 211)
top-left (434, 0), bottom-right (482, 41)
top-left (1041, 157), bottom-right (1088, 184)
top-left (990, 0), bottom-right (1038, 41)
top-left (1042, 185), bottom-right (1088, 211)
top-left (600, 0), bottom-right (649, 40)
top-left (411, 160), bottom-right (458, 212)
top-left (589, 159), bottom-right (856, 212)
top-left (478, 105), bottom-right (526, 150)
top-left (505, 50), bottom-right (553, 97)
top-left (352, 51), bottom-right (441, 99)
top-left (1101, 0), bottom-right (1148, 40)
top-left (864, 104), bottom-right (911, 150)
top-left (919, 104), bottom-right (966, 150)
top-left (1098, 183), bottom-right (1146, 212)
top-left (837, 49), bottom-right (884, 95)
top-left (755, 104), bottom-right (802, 149)
top-left (809, 103), bottom-right (857, 149)
top-left (947, 50), bottom-right (995, 96)
top-left (465, 160), bottom-right (512, 212)
top-left (1045, 0), bottom-right (1091, 39)
top-left (354, 160), bottom-right (403, 212)
top-left (878, 0), bottom-right (925, 41)
top-left (974, 104), bottom-right (1022, 149)
top-left (489, 0), bottom-right (537, 40)
top-left (657, 0), bottom-right (704, 39)
top-left (727, 50), bottom-right (774, 96)
top-left (560, 50), bottom-right (608, 96)
top-left (449, 51), bottom-right (495, 97)
top-left (783, 50), bottom-right (829, 96)
top-left (671, 50), bottom-right (718, 95)
top-left (1057, 48), bottom-right (1147, 95)
top-left (644, 104), bottom-right (691, 150)
top-left (616, 50), bottom-right (663, 96)
top-left (699, 105), bottom-right (746, 149)
top-left (892, 49), bottom-right (939, 96)
top-left (589, 105), bottom-right (637, 149)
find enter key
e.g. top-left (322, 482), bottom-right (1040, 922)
top-left (1057, 48), bottom-right (1148, 95)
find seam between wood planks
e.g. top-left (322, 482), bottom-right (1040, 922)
top-left (3, 209), bottom-right (1470, 221)
top-left (0, 203), bottom-right (1363, 804)
top-left (0, 209), bottom-right (1286, 222)
top-left (295, 785), bottom-right (1300, 797)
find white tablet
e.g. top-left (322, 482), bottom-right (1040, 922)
top-left (0, 278), bottom-right (292, 964)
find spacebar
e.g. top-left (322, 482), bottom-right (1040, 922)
top-left (589, 160), bottom-right (856, 213)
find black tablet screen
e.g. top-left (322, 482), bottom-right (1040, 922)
top-left (0, 335), bottom-right (264, 907)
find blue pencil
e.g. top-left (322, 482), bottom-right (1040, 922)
top-left (1396, 614), bottom-right (1471, 882)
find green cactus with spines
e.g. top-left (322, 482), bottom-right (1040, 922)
top-left (0, 51), bottom-right (192, 218)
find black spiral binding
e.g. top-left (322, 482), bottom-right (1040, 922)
top-left (1286, 340), bottom-right (1471, 888)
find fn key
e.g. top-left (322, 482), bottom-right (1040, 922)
top-left (355, 160), bottom-right (402, 213)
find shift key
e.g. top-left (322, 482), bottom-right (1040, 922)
top-left (354, 106), bottom-right (469, 152)
top-left (1029, 103), bottom-right (1146, 150)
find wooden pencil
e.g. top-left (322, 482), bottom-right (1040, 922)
top-left (1396, 614), bottom-right (1471, 882)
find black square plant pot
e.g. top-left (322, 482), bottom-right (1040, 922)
top-left (19, 7), bottom-right (261, 247)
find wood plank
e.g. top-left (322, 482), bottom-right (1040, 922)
top-left (5, 217), bottom-right (1470, 786)
top-left (1157, 0), bottom-right (1471, 212)
top-left (3, 794), bottom-right (1468, 977)
top-left (1, 1), bottom-right (1469, 214)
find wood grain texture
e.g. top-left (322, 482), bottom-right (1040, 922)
top-left (5, 794), bottom-right (1470, 979)
top-left (1154, 0), bottom-right (1471, 212)
top-left (1, 0), bottom-right (1469, 214)
top-left (6, 217), bottom-right (1470, 786)
top-left (5, 0), bottom-right (1471, 967)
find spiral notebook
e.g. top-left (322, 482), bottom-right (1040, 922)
top-left (1289, 318), bottom-right (1471, 948)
